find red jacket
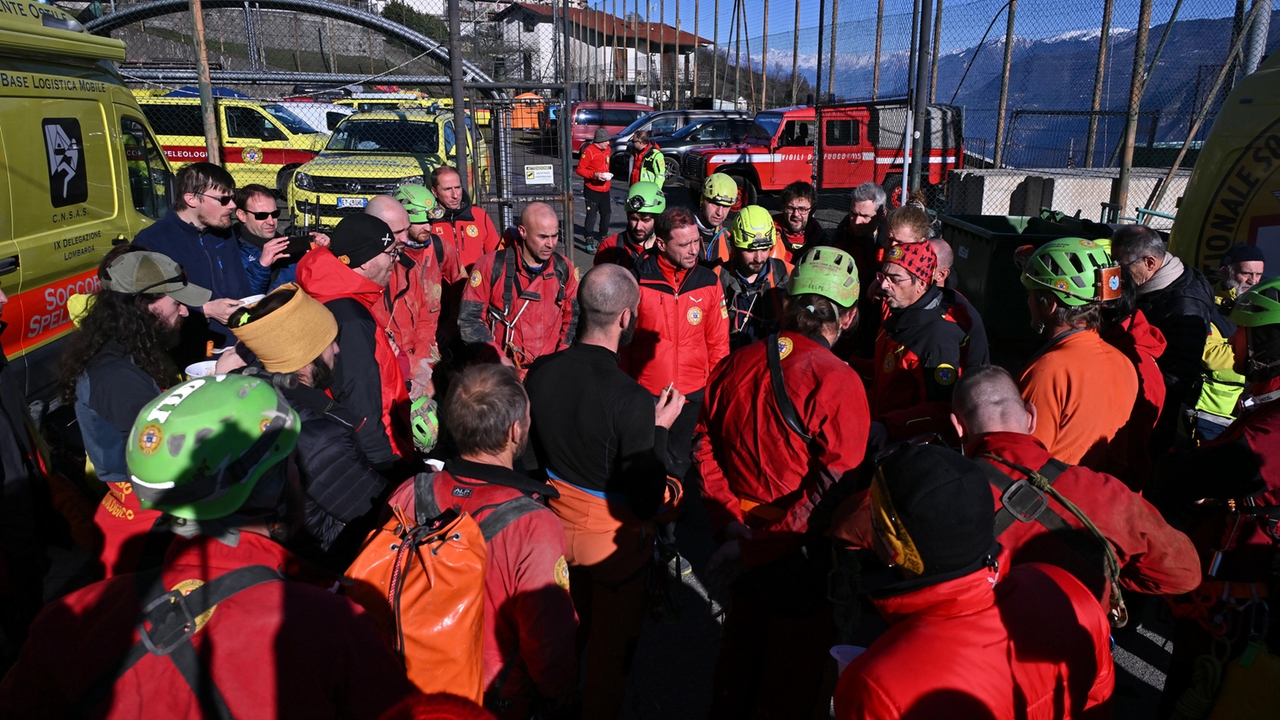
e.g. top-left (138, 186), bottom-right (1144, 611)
top-left (1101, 310), bottom-right (1167, 490)
top-left (972, 432), bottom-right (1201, 602)
top-left (458, 246), bottom-right (580, 369)
top-left (870, 285), bottom-right (973, 440)
top-left (771, 214), bottom-right (825, 266)
top-left (593, 231), bottom-right (647, 270)
top-left (696, 331), bottom-right (869, 567)
top-left (385, 461), bottom-right (577, 718)
top-left (835, 563), bottom-right (1114, 720)
top-left (0, 532), bottom-right (416, 719)
top-left (376, 236), bottom-right (465, 369)
top-left (296, 248), bottom-right (412, 466)
top-left (623, 251), bottom-right (730, 396)
top-left (431, 199), bottom-right (501, 272)
top-left (576, 142), bottom-right (611, 193)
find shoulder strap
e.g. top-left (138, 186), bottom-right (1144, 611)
top-left (489, 246), bottom-right (516, 315)
top-left (433, 235), bottom-right (445, 266)
top-left (765, 333), bottom-right (813, 444)
top-left (73, 565), bottom-right (284, 719)
top-left (477, 496), bottom-right (547, 542)
top-left (414, 471), bottom-right (441, 525)
top-left (551, 253), bottom-right (570, 305)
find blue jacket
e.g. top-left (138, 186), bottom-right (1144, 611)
top-left (133, 209), bottom-right (250, 342)
top-left (238, 239), bottom-right (298, 294)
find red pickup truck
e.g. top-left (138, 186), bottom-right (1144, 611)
top-left (679, 101), bottom-right (963, 204)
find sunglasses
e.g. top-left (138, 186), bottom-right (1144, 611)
top-left (244, 209), bottom-right (282, 221)
top-left (135, 269), bottom-right (189, 296)
top-left (199, 192), bottom-right (235, 206)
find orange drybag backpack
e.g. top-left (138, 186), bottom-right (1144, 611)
top-left (345, 471), bottom-right (544, 702)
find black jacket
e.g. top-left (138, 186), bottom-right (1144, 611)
top-left (1136, 265), bottom-right (1233, 404)
top-left (283, 382), bottom-right (389, 570)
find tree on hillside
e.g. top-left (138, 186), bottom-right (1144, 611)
top-left (382, 1), bottom-right (448, 42)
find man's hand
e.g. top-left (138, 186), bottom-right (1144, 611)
top-left (259, 236), bottom-right (289, 267)
top-left (409, 359), bottom-right (435, 401)
top-left (202, 298), bottom-right (243, 324)
top-left (593, 172), bottom-right (607, 181)
top-left (214, 346), bottom-right (248, 374)
top-left (654, 384), bottom-right (687, 429)
top-left (706, 540), bottom-right (744, 597)
top-left (867, 421), bottom-right (889, 452)
top-left (310, 232), bottom-right (331, 248)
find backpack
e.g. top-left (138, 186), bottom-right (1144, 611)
top-left (344, 471), bottom-right (543, 702)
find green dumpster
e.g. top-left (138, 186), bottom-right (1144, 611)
top-left (941, 213), bottom-right (1112, 366)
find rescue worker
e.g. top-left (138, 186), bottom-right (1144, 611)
top-left (720, 205), bottom-right (791, 351)
top-left (951, 365), bottom-right (1200, 606)
top-left (771, 181), bottom-right (824, 266)
top-left (625, 206), bottom-right (730, 481)
top-left (385, 364), bottom-right (579, 719)
top-left (826, 181), bottom-right (887, 277)
top-left (594, 181), bottom-right (665, 270)
top-left (930, 237), bottom-right (955, 288)
top-left (696, 173), bottom-right (739, 268)
top-left (1110, 224), bottom-right (1232, 455)
top-left (698, 245), bottom-right (870, 720)
top-left (385, 187), bottom-right (466, 369)
top-left (228, 286), bottom-right (390, 571)
top-left (1157, 277), bottom-right (1280, 717)
top-left (296, 214), bottom-right (414, 470)
top-left (1192, 244), bottom-right (1266, 441)
top-left (132, 162), bottom-right (249, 359)
top-left (577, 128), bottom-right (613, 254)
top-left (232, 184), bottom-right (293, 294)
top-left (58, 246), bottom-right (210, 578)
top-left (1018, 238), bottom-right (1139, 470)
top-left (525, 264), bottom-right (684, 720)
top-left (432, 166), bottom-right (502, 271)
top-left (460, 203), bottom-right (580, 375)
top-left (833, 444), bottom-right (1115, 719)
top-left (867, 241), bottom-right (976, 446)
top-left (629, 130), bottom-right (666, 185)
top-left (0, 375), bottom-right (419, 719)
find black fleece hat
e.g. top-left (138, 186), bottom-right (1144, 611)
top-left (328, 214), bottom-right (396, 269)
top-left (872, 444), bottom-right (996, 580)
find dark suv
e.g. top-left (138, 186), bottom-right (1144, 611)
top-left (610, 116), bottom-right (756, 183)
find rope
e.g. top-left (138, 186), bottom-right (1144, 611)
top-left (1170, 635), bottom-right (1232, 720)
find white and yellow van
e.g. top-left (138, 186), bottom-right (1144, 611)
top-left (0, 5), bottom-right (173, 398)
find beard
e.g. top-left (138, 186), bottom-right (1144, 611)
top-left (157, 320), bottom-right (182, 350)
top-left (620, 311), bottom-right (639, 346)
top-left (309, 357), bottom-right (336, 390)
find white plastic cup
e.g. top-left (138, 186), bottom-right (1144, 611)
top-left (830, 645), bottom-right (867, 676)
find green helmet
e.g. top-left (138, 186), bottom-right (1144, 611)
top-left (127, 375), bottom-right (300, 521)
top-left (625, 181), bottom-right (666, 215)
top-left (730, 205), bottom-right (777, 251)
top-left (394, 184), bottom-right (444, 223)
top-left (790, 246), bottom-right (860, 308)
top-left (1230, 277), bottom-right (1280, 328)
top-left (1019, 237), bottom-right (1119, 307)
top-left (702, 173), bottom-right (739, 207)
top-left (410, 396), bottom-right (440, 453)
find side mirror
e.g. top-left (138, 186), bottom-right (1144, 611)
top-left (688, 134), bottom-right (700, 142)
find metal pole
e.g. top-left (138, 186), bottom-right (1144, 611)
top-left (827, 0), bottom-right (837, 100)
top-left (907, 0), bottom-right (920, 102)
top-left (790, 0), bottom-right (800, 104)
top-left (910, 0), bottom-right (932, 194)
top-left (190, 0), bottom-right (219, 164)
top-left (693, 0), bottom-right (699, 97)
top-left (242, 3), bottom-right (257, 73)
top-left (814, 0), bottom-right (824, 107)
top-left (659, 0), bottom-right (665, 108)
top-left (733, 0), bottom-right (742, 107)
top-left (929, 0), bottom-right (943, 103)
top-left (449, 0), bottom-right (470, 200)
top-left (646, 0), bottom-right (652, 103)
top-left (712, 0), bottom-right (720, 103)
top-left (1242, 0), bottom-right (1270, 76)
top-left (563, 0), bottom-right (574, 255)
top-left (743, 0), bottom-right (755, 112)
top-left (1084, 0), bottom-right (1113, 168)
top-left (761, 0), bottom-right (768, 108)
top-left (1114, 0), bottom-right (1152, 217)
top-left (674, 0), bottom-right (681, 109)
top-left (992, 0), bottom-right (1016, 167)
top-left (872, 0), bottom-right (884, 99)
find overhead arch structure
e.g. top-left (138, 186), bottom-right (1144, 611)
top-left (84, 0), bottom-right (503, 98)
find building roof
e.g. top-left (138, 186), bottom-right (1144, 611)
top-left (492, 2), bottom-right (711, 50)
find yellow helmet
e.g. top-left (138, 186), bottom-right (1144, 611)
top-left (730, 205), bottom-right (777, 251)
top-left (703, 173), bottom-right (739, 207)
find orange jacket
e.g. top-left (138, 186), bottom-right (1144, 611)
top-left (1018, 328), bottom-right (1138, 469)
top-left (430, 198), bottom-right (501, 272)
top-left (576, 143), bottom-right (611, 193)
top-left (375, 236), bottom-right (464, 369)
top-left (622, 252), bottom-right (729, 396)
top-left (458, 246), bottom-right (580, 368)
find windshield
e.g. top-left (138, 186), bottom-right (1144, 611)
top-left (749, 113), bottom-right (784, 140)
top-left (325, 120), bottom-right (440, 154)
top-left (672, 119), bottom-right (717, 139)
top-left (616, 113), bottom-right (655, 136)
top-left (263, 104), bottom-right (319, 134)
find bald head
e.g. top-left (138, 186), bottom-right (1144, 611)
top-left (580, 264), bottom-right (639, 333)
top-left (365, 195), bottom-right (410, 247)
top-left (951, 365), bottom-right (1035, 441)
top-left (931, 238), bottom-right (954, 285)
top-left (518, 202), bottom-right (560, 265)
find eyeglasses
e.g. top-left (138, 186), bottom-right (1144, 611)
top-left (876, 271), bottom-right (915, 286)
top-left (245, 209), bottom-right (281, 221)
top-left (199, 192), bottom-right (235, 206)
top-left (782, 205), bottom-right (812, 214)
top-left (382, 246), bottom-right (402, 259)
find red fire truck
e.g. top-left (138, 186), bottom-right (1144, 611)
top-left (679, 101), bottom-right (964, 205)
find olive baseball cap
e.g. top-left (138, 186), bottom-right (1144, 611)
top-left (102, 250), bottom-right (211, 306)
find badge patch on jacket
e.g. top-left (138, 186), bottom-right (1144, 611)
top-left (452, 486), bottom-right (473, 498)
top-left (934, 364), bottom-right (957, 385)
top-left (554, 556), bottom-right (571, 591)
top-left (466, 224), bottom-right (479, 237)
top-left (469, 269), bottom-right (483, 287)
top-left (687, 306), bottom-right (703, 325)
top-left (778, 336), bottom-right (794, 359)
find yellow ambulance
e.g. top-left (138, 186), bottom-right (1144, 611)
top-left (0, 4), bottom-right (173, 398)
